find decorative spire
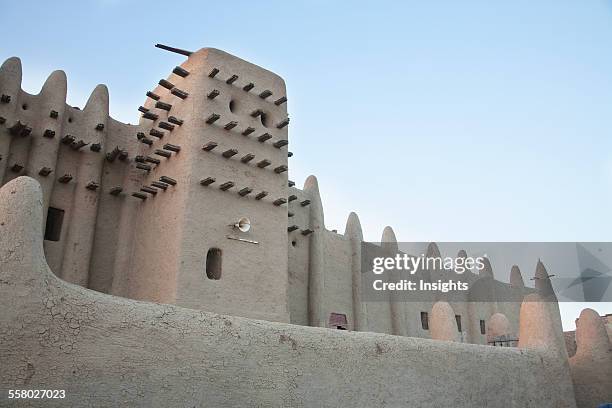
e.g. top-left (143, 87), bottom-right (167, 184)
top-left (510, 265), bottom-right (525, 288)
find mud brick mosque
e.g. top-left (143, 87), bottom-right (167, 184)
top-left (0, 45), bottom-right (610, 407)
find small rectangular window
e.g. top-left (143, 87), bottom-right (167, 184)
top-left (480, 319), bottom-right (486, 335)
top-left (455, 315), bottom-right (462, 332)
top-left (206, 248), bottom-right (222, 280)
top-left (329, 313), bottom-right (348, 330)
top-left (44, 207), bottom-right (64, 242)
top-left (421, 312), bottom-right (429, 330)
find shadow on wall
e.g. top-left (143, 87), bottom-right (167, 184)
top-left (0, 176), bottom-right (603, 408)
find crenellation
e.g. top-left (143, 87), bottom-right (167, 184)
top-left (430, 301), bottom-right (460, 342)
top-left (0, 46), bottom-right (565, 348)
top-left (569, 309), bottom-right (612, 407)
top-left (60, 83), bottom-right (109, 287)
top-left (1, 39), bottom-right (605, 406)
top-left (510, 264), bottom-right (525, 288)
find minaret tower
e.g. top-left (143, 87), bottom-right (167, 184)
top-left (127, 48), bottom-right (291, 322)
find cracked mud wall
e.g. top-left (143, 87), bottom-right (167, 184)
top-left (0, 177), bottom-right (578, 407)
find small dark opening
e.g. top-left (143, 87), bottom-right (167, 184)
top-left (229, 99), bottom-right (236, 113)
top-left (44, 207), bottom-right (64, 241)
top-left (291, 240), bottom-right (297, 247)
top-left (206, 248), bottom-right (222, 280)
top-left (260, 111), bottom-right (269, 127)
top-left (329, 312), bottom-right (347, 330)
top-left (22, 103), bottom-right (28, 110)
top-left (421, 312), bottom-right (429, 330)
top-left (455, 315), bottom-right (462, 332)
top-left (480, 319), bottom-right (486, 335)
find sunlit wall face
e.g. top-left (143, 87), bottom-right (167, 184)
top-left (3, 0), bottom-right (611, 330)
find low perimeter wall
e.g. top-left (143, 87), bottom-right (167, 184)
top-left (0, 177), bottom-right (577, 407)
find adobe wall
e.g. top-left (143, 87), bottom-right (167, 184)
top-left (169, 48), bottom-right (290, 322)
top-left (0, 49), bottom-right (292, 323)
top-left (0, 54), bottom-right (178, 297)
top-left (290, 175), bottom-right (532, 343)
top-left (568, 310), bottom-right (612, 407)
top-left (0, 49), bottom-right (548, 339)
top-left (0, 177), bottom-right (579, 407)
top-left (0, 58), bottom-right (148, 289)
top-left (88, 118), bottom-right (144, 294)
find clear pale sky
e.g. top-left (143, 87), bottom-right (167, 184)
top-left (3, 0), bottom-right (611, 330)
